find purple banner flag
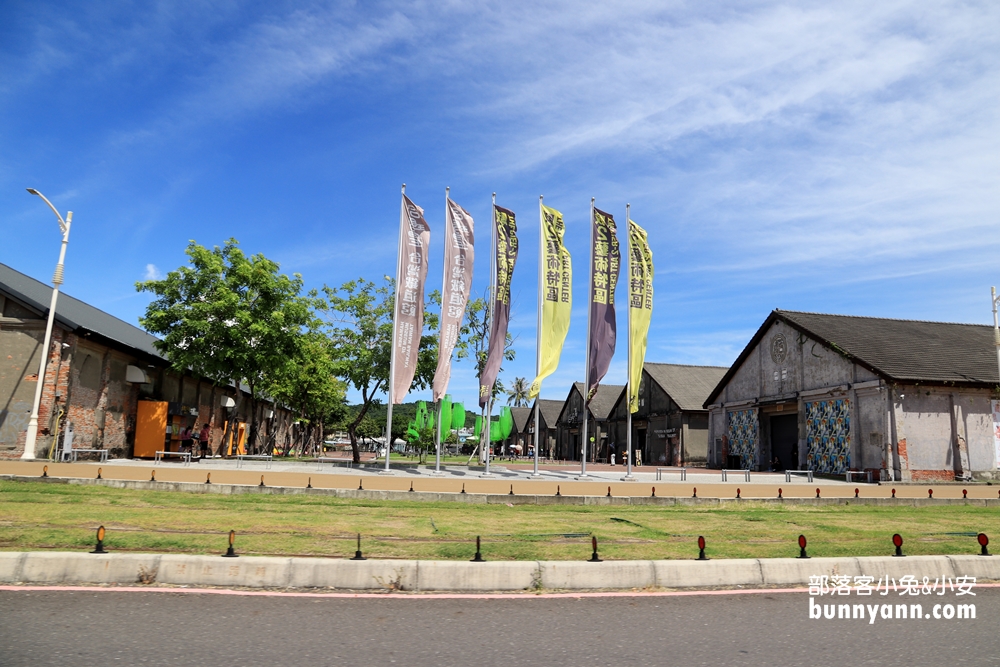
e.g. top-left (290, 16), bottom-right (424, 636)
top-left (479, 205), bottom-right (518, 407)
top-left (587, 207), bottom-right (620, 401)
top-left (433, 198), bottom-right (475, 401)
top-left (391, 194), bottom-right (431, 405)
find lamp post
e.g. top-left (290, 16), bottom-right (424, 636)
top-left (20, 189), bottom-right (72, 460)
top-left (993, 287), bottom-right (1000, 389)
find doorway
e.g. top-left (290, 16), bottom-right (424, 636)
top-left (769, 413), bottom-right (798, 471)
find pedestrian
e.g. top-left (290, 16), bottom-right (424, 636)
top-left (198, 423), bottom-right (211, 460)
top-left (181, 425), bottom-right (194, 454)
top-left (610, 452), bottom-right (616, 466)
top-left (635, 450), bottom-right (642, 467)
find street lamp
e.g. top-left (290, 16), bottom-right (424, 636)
top-left (20, 189), bottom-right (72, 460)
top-left (993, 287), bottom-right (1000, 390)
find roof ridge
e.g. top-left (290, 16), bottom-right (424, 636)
top-left (644, 361), bottom-right (729, 369)
top-left (778, 309), bottom-right (991, 329)
top-left (1, 261), bottom-right (158, 341)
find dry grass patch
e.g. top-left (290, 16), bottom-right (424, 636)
top-left (0, 480), bottom-right (994, 560)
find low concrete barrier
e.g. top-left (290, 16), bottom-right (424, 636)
top-left (2, 552), bottom-right (998, 592)
top-left (540, 561), bottom-right (655, 590)
top-left (4, 475), bottom-right (996, 506)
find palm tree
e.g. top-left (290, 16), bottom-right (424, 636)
top-left (507, 377), bottom-right (530, 407)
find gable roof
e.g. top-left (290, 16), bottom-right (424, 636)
top-left (705, 309), bottom-right (1000, 406)
top-left (510, 406), bottom-right (533, 433)
top-left (644, 363), bottom-right (729, 411)
top-left (564, 382), bottom-right (625, 421)
top-left (534, 398), bottom-right (563, 427)
top-left (0, 262), bottom-right (163, 361)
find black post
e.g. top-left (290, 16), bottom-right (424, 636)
top-left (471, 536), bottom-right (485, 562)
top-left (797, 534), bottom-right (810, 559)
top-left (589, 536), bottom-right (602, 562)
top-left (90, 526), bottom-right (107, 554)
top-left (223, 530), bottom-right (238, 557)
top-left (351, 533), bottom-right (366, 560)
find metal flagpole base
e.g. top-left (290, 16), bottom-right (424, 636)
top-left (529, 473), bottom-right (544, 479)
top-left (574, 475), bottom-right (590, 480)
top-left (429, 470), bottom-right (446, 476)
top-left (621, 475), bottom-right (636, 482)
top-left (377, 470), bottom-right (394, 476)
top-left (479, 472), bottom-right (494, 478)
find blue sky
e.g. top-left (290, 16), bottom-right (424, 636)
top-left (2, 1), bottom-right (999, 408)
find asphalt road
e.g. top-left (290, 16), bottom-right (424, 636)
top-left (2, 588), bottom-right (997, 666)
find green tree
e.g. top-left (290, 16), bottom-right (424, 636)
top-left (507, 377), bottom-right (530, 407)
top-left (458, 296), bottom-right (516, 399)
top-left (266, 327), bottom-right (347, 456)
top-left (460, 295), bottom-right (516, 463)
top-left (137, 239), bottom-right (314, 456)
top-left (321, 277), bottom-right (439, 463)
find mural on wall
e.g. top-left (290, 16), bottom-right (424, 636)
top-left (805, 399), bottom-right (851, 474)
top-left (727, 408), bottom-right (758, 469)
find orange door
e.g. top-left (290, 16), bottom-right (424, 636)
top-left (135, 401), bottom-right (168, 458)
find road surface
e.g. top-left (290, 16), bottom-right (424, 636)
top-left (2, 587), bottom-right (995, 666)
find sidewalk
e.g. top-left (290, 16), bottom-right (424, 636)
top-left (4, 460), bottom-right (996, 502)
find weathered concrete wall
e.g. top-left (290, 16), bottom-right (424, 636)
top-left (893, 386), bottom-right (997, 481)
top-left (0, 314), bottom-right (73, 458)
top-left (0, 323), bottom-right (44, 452)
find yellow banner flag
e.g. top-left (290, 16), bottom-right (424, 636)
top-left (529, 203), bottom-right (572, 398)
top-left (628, 219), bottom-right (653, 413)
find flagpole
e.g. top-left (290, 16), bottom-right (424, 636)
top-left (434, 188), bottom-right (450, 475)
top-left (384, 184), bottom-right (407, 474)
top-left (531, 195), bottom-right (544, 478)
top-left (579, 197), bottom-right (594, 479)
top-left (480, 191), bottom-right (498, 477)
top-left (624, 203), bottom-right (635, 481)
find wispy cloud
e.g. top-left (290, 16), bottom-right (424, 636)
top-left (143, 263), bottom-right (163, 281)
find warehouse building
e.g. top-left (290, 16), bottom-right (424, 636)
top-left (704, 310), bottom-right (1000, 481)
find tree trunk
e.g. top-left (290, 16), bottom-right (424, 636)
top-left (216, 389), bottom-right (242, 458)
top-left (347, 400), bottom-right (375, 465)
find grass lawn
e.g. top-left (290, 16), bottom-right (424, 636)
top-left (0, 480), bottom-right (994, 561)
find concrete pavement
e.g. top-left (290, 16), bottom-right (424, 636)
top-left (5, 459), bottom-right (997, 503)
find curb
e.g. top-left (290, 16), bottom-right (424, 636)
top-left (4, 475), bottom-right (997, 506)
top-left (0, 552), bottom-right (997, 592)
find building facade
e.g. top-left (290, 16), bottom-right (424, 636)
top-left (554, 383), bottom-right (624, 462)
top-left (704, 310), bottom-right (1000, 481)
top-left (0, 263), bottom-right (295, 459)
top-left (607, 363), bottom-right (728, 467)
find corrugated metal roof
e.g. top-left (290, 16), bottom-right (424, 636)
top-left (779, 310), bottom-right (998, 385)
top-left (534, 398), bottom-right (564, 427)
top-left (510, 406), bottom-right (533, 432)
top-left (0, 262), bottom-right (163, 360)
top-left (643, 363), bottom-right (729, 411)
top-left (704, 309), bottom-right (1000, 406)
top-left (572, 382), bottom-right (625, 420)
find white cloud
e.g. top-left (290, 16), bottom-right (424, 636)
top-left (143, 263), bottom-right (163, 280)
